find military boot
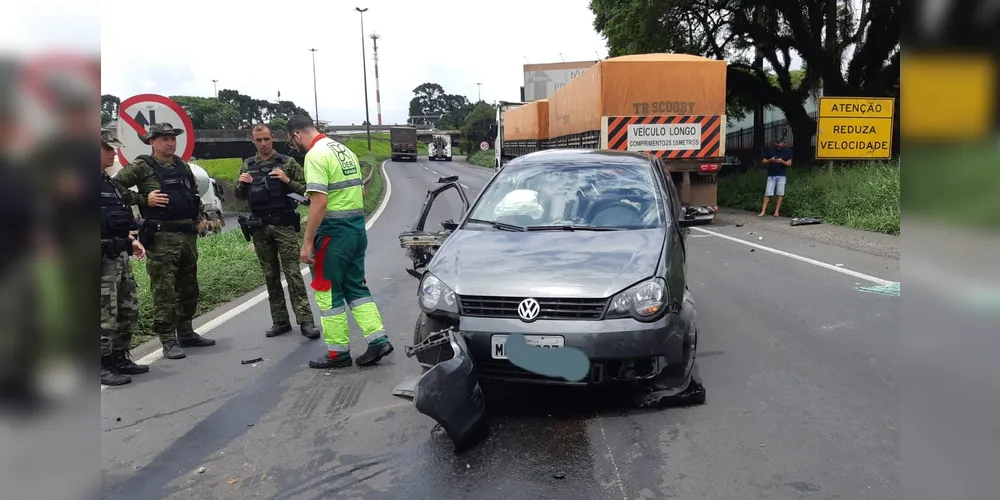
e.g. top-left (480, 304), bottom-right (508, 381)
top-left (356, 339), bottom-right (395, 367)
top-left (265, 323), bottom-right (292, 338)
top-left (113, 350), bottom-right (149, 375)
top-left (101, 356), bottom-right (131, 386)
top-left (177, 331), bottom-right (216, 348)
top-left (308, 352), bottom-right (353, 369)
top-left (299, 323), bottom-right (321, 340)
top-left (161, 340), bottom-right (186, 359)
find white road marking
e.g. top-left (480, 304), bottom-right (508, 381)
top-left (102, 160), bottom-right (394, 391)
top-left (692, 226), bottom-right (895, 286)
top-left (460, 183), bottom-right (470, 189)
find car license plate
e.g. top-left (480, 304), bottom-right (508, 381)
top-left (491, 335), bottom-right (564, 359)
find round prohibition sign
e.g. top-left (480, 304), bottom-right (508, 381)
top-left (116, 93), bottom-right (196, 165)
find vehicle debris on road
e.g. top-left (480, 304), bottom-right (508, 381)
top-left (241, 357), bottom-right (264, 365)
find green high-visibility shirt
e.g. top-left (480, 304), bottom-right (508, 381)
top-left (304, 136), bottom-right (366, 235)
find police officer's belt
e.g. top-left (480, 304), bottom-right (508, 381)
top-left (101, 237), bottom-right (133, 259)
top-left (250, 211), bottom-right (299, 227)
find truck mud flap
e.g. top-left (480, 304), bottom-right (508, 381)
top-left (396, 329), bottom-right (488, 452)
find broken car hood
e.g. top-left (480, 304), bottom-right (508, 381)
top-left (427, 228), bottom-right (665, 298)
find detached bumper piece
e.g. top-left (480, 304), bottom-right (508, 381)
top-left (402, 329), bottom-right (489, 452)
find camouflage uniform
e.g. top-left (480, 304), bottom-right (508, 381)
top-left (111, 123), bottom-right (216, 360)
top-left (100, 129), bottom-right (148, 385)
top-left (235, 152), bottom-right (319, 339)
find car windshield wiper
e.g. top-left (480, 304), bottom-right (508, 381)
top-left (465, 218), bottom-right (526, 232)
top-left (525, 225), bottom-right (623, 232)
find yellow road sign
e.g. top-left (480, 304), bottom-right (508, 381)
top-left (816, 97), bottom-right (895, 159)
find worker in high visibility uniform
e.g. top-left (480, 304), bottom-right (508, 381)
top-left (286, 115), bottom-right (393, 369)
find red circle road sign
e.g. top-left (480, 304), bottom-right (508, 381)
top-left (480, 141), bottom-right (489, 151)
top-left (116, 94), bottom-right (196, 165)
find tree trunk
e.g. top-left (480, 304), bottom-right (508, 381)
top-left (783, 105), bottom-right (815, 165)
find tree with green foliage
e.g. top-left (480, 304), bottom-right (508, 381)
top-left (408, 82), bottom-right (473, 128)
top-left (101, 94), bottom-right (121, 126)
top-left (169, 96), bottom-right (242, 129)
top-left (460, 101), bottom-right (497, 156)
top-left (101, 90), bottom-right (312, 131)
top-left (589, 0), bottom-right (899, 162)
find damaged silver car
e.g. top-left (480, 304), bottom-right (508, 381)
top-left (398, 149), bottom-right (706, 450)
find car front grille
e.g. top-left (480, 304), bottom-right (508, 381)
top-left (458, 295), bottom-right (607, 320)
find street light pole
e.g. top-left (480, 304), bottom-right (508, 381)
top-left (309, 48), bottom-right (319, 125)
top-left (356, 6), bottom-right (372, 156)
top-left (212, 79), bottom-right (218, 98)
top-left (476, 82), bottom-right (481, 102)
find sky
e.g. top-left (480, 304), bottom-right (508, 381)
top-left (98, 0), bottom-right (610, 126)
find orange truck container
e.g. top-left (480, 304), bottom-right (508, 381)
top-left (497, 53), bottom-right (728, 224)
top-left (499, 99), bottom-right (549, 158)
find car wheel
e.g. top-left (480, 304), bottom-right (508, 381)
top-left (413, 312), bottom-right (455, 370)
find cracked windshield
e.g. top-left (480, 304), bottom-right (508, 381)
top-left (9, 0), bottom-right (1000, 499)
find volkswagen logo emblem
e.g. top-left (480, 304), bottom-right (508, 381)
top-left (517, 298), bottom-right (540, 322)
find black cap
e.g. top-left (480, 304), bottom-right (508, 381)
top-left (286, 115), bottom-right (314, 133)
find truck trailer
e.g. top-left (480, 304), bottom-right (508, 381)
top-left (390, 126), bottom-right (418, 162)
top-left (427, 134), bottom-right (452, 161)
top-left (497, 53), bottom-right (727, 224)
top-left (493, 100), bottom-right (526, 170)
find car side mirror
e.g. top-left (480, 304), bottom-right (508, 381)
top-left (438, 175), bottom-right (458, 184)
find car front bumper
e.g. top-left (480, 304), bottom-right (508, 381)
top-left (457, 314), bottom-right (687, 386)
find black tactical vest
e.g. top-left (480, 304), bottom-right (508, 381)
top-left (136, 155), bottom-right (200, 221)
top-left (245, 153), bottom-right (296, 216)
top-left (101, 173), bottom-right (137, 239)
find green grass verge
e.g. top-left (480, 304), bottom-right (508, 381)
top-left (901, 142), bottom-right (1000, 231)
top-left (717, 161), bottom-right (900, 235)
top-left (129, 230), bottom-right (263, 347)
top-left (467, 150), bottom-right (494, 168)
top-left (129, 155), bottom-right (388, 348)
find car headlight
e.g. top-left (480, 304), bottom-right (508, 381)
top-left (606, 278), bottom-right (668, 322)
top-left (418, 273), bottom-right (457, 313)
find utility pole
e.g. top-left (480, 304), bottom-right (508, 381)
top-left (476, 82), bottom-right (482, 102)
top-left (371, 32), bottom-right (383, 126)
top-left (355, 6), bottom-right (372, 156)
top-left (308, 48), bottom-right (319, 125)
top-left (212, 79), bottom-right (218, 98)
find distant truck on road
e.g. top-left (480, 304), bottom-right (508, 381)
top-left (390, 126), bottom-right (418, 162)
top-left (496, 53), bottom-right (728, 225)
top-left (427, 134), bottom-right (452, 161)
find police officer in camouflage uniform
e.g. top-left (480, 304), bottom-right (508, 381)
top-left (112, 123), bottom-right (216, 360)
top-left (235, 123), bottom-right (320, 339)
top-left (100, 129), bottom-right (149, 386)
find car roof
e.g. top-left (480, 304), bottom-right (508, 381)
top-left (508, 149), bottom-right (655, 168)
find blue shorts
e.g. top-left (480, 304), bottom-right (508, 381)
top-left (765, 176), bottom-right (786, 196)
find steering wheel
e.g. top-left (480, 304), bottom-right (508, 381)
top-left (590, 201), bottom-right (642, 227)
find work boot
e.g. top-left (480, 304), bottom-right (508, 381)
top-left (177, 331), bottom-right (216, 348)
top-left (300, 323), bottom-right (321, 340)
top-left (101, 356), bottom-right (131, 386)
top-left (265, 323), bottom-right (292, 338)
top-left (356, 340), bottom-right (394, 367)
top-left (113, 350), bottom-right (149, 375)
top-left (308, 352), bottom-right (353, 369)
top-left (161, 340), bottom-right (186, 359)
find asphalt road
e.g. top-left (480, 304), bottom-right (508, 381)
top-left (101, 157), bottom-right (900, 500)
